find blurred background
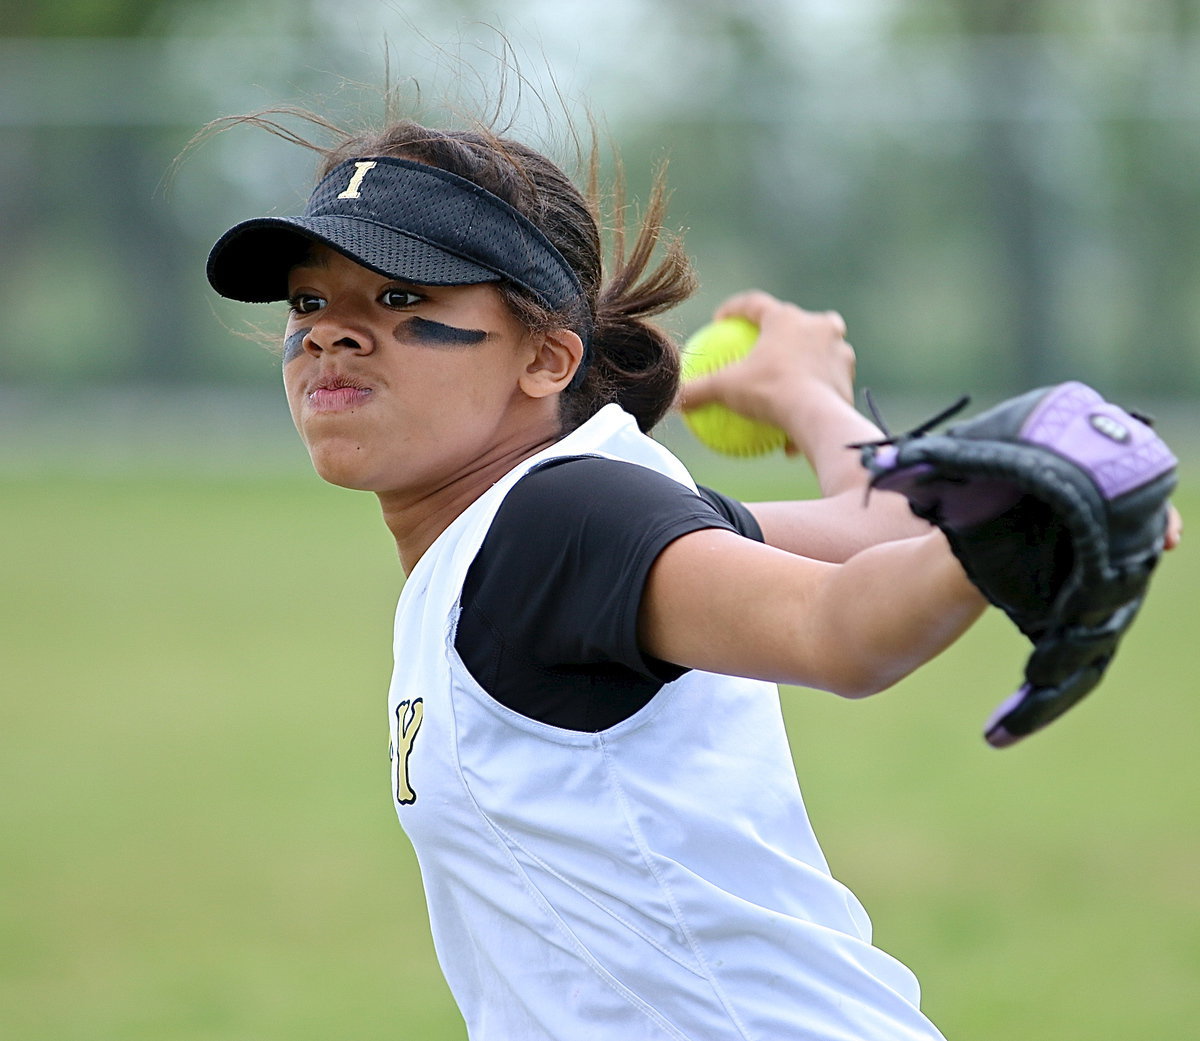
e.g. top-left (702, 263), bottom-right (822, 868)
top-left (3, 3), bottom-right (1198, 1040)
top-left (6, 0), bottom-right (1200, 433)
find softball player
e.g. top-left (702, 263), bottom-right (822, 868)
top-left (207, 118), bottom-right (987, 1040)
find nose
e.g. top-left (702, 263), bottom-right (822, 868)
top-left (298, 305), bottom-right (377, 357)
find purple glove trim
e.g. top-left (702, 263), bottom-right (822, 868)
top-left (871, 444), bottom-right (899, 470)
top-left (1020, 382), bottom-right (1177, 500)
top-left (869, 458), bottom-right (1024, 528)
top-left (984, 686), bottom-right (1029, 748)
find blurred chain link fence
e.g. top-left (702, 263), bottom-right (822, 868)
top-left (3, 19), bottom-right (1198, 464)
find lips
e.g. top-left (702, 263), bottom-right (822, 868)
top-left (307, 374), bottom-right (372, 412)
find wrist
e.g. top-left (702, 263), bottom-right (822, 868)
top-left (779, 386), bottom-right (881, 483)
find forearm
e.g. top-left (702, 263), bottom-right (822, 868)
top-left (806, 532), bottom-right (986, 697)
top-left (681, 290), bottom-right (933, 558)
top-left (775, 382), bottom-right (884, 497)
top-left (747, 384), bottom-right (930, 560)
top-left (747, 385), bottom-right (929, 561)
top-left (751, 490), bottom-right (931, 563)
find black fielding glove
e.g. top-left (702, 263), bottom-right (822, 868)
top-left (858, 382), bottom-right (1177, 748)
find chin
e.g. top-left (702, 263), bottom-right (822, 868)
top-left (305, 440), bottom-right (380, 491)
top-left (314, 468), bottom-right (377, 492)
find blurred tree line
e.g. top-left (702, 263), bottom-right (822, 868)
top-left (3, 0), bottom-right (1200, 401)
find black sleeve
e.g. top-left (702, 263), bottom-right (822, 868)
top-left (697, 484), bottom-right (763, 544)
top-left (454, 456), bottom-right (762, 731)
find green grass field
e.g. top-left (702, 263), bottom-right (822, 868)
top-left (3, 448), bottom-right (1197, 1041)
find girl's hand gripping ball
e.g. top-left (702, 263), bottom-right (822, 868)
top-left (681, 317), bottom-right (789, 457)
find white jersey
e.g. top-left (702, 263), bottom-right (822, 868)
top-left (388, 404), bottom-right (945, 1041)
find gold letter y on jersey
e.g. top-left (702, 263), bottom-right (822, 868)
top-left (392, 699), bottom-right (424, 805)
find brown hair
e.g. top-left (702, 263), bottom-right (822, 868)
top-left (202, 111), bottom-right (697, 433)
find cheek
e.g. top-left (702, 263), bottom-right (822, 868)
top-left (415, 345), bottom-right (517, 398)
top-left (282, 364), bottom-right (308, 427)
top-left (282, 329), bottom-right (307, 363)
top-left (438, 362), bottom-right (525, 421)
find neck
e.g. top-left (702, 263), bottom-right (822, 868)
top-left (379, 432), bottom-right (561, 574)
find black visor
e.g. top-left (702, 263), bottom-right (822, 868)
top-left (206, 156), bottom-right (585, 312)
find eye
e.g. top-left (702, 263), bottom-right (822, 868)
top-left (380, 287), bottom-right (423, 309)
top-left (288, 292), bottom-right (326, 315)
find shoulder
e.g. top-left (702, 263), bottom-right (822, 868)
top-left (497, 455), bottom-right (763, 543)
top-left (457, 454), bottom-right (760, 727)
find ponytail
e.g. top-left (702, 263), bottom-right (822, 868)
top-left (559, 165), bottom-right (697, 433)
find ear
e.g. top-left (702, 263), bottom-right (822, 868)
top-left (519, 329), bottom-right (585, 398)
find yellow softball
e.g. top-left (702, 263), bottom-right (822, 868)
top-left (681, 317), bottom-right (788, 457)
